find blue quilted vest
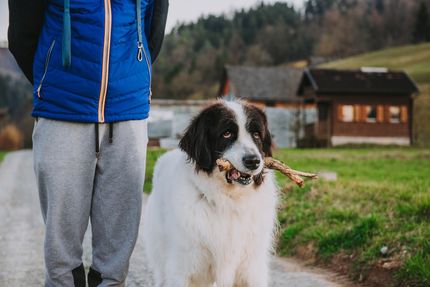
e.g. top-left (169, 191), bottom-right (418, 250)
top-left (32, 0), bottom-right (153, 123)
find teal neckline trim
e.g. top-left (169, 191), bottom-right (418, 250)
top-left (136, 0), bottom-right (144, 61)
top-left (62, 0), bottom-right (71, 67)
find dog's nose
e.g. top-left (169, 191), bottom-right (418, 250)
top-left (243, 154), bottom-right (261, 170)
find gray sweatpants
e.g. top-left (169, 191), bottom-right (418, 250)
top-left (32, 118), bottom-right (148, 287)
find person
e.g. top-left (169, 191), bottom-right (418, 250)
top-left (8, 0), bottom-right (169, 286)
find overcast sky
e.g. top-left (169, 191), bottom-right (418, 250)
top-left (0, 0), bottom-right (305, 43)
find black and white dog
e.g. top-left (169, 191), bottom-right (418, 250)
top-left (143, 100), bottom-right (278, 287)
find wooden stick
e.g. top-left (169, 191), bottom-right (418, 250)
top-left (216, 157), bottom-right (318, 187)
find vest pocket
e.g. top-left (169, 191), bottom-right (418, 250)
top-left (37, 40), bottom-right (56, 99)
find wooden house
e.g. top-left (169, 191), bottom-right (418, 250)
top-left (218, 66), bottom-right (305, 108)
top-left (218, 66), bottom-right (316, 148)
top-left (297, 68), bottom-right (419, 146)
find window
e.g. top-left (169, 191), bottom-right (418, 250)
top-left (365, 105), bottom-right (377, 122)
top-left (338, 104), bottom-right (407, 124)
top-left (340, 105), bottom-right (354, 122)
top-left (389, 106), bottom-right (401, 123)
top-left (318, 103), bottom-right (329, 121)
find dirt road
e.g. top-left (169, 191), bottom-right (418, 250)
top-left (0, 151), bottom-right (352, 286)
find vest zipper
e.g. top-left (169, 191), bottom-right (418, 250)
top-left (98, 0), bottom-right (112, 123)
top-left (141, 45), bottom-right (153, 103)
top-left (136, 0), bottom-right (152, 103)
top-left (37, 40), bottom-right (56, 99)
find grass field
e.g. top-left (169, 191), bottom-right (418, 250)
top-left (145, 147), bottom-right (430, 286)
top-left (321, 43), bottom-right (430, 147)
top-left (274, 148), bottom-right (430, 286)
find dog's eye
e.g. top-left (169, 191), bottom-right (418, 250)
top-left (223, 131), bottom-right (233, 139)
top-left (253, 132), bottom-right (260, 139)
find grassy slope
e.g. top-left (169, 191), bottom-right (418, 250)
top-left (320, 43), bottom-right (430, 85)
top-left (321, 43), bottom-right (430, 147)
top-left (145, 147), bottom-right (430, 286)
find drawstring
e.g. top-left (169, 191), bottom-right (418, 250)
top-left (95, 123), bottom-right (99, 156)
top-left (62, 0), bottom-right (71, 67)
top-left (109, 123), bottom-right (114, 144)
top-left (136, 0), bottom-right (143, 61)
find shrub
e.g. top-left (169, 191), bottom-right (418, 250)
top-left (0, 124), bottom-right (23, 150)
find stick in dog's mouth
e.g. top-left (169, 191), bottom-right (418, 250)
top-left (216, 157), bottom-right (317, 187)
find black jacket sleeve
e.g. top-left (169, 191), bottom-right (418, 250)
top-left (148, 0), bottom-right (169, 64)
top-left (8, 0), bottom-right (46, 84)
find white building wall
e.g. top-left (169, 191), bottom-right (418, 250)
top-left (148, 103), bottom-right (317, 149)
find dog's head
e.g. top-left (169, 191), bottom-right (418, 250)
top-left (179, 100), bottom-right (272, 186)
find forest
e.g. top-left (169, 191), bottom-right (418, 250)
top-left (1, 0), bottom-right (430, 149)
top-left (152, 0), bottom-right (430, 99)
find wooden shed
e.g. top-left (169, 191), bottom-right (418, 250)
top-left (297, 68), bottom-right (419, 146)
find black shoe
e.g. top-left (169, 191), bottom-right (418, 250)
top-left (88, 267), bottom-right (103, 287)
top-left (71, 263), bottom-right (86, 287)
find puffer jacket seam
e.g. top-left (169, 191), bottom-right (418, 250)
top-left (41, 83), bottom-right (100, 101)
top-left (46, 68), bottom-right (102, 85)
top-left (32, 111), bottom-right (149, 120)
top-left (32, 109), bottom-right (95, 116)
top-left (108, 69), bottom-right (148, 84)
top-left (108, 86), bottom-right (151, 100)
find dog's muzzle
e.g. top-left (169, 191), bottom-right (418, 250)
top-left (226, 168), bottom-right (253, 185)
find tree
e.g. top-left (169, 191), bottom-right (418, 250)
top-left (413, 2), bottom-right (430, 43)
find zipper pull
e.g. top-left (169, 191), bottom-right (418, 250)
top-left (137, 42), bottom-right (143, 62)
top-left (37, 85), bottom-right (43, 98)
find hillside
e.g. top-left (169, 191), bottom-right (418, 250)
top-left (321, 43), bottom-right (430, 146)
top-left (153, 0), bottom-right (429, 100)
top-left (321, 43), bottom-right (430, 85)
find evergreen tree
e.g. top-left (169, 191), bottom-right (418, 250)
top-left (413, 2), bottom-right (430, 43)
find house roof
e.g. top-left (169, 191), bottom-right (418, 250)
top-left (220, 66), bottom-right (304, 103)
top-left (297, 68), bottom-right (419, 96)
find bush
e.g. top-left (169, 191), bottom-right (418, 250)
top-left (0, 124), bottom-right (24, 150)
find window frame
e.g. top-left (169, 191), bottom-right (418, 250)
top-left (389, 106), bottom-right (401, 124)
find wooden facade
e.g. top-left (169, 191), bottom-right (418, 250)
top-left (298, 69), bottom-right (418, 146)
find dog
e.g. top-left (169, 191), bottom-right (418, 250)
top-left (143, 99), bottom-right (278, 287)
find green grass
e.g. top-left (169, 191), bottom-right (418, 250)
top-left (320, 42), bottom-right (430, 85)
top-left (321, 43), bottom-right (430, 146)
top-left (274, 147), bottom-right (430, 286)
top-left (397, 252), bottom-right (430, 287)
top-left (0, 151), bottom-right (6, 163)
top-left (144, 148), bottom-right (166, 193)
top-left (145, 147), bottom-right (430, 285)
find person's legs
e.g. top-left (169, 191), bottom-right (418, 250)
top-left (33, 118), bottom-right (97, 287)
top-left (89, 120), bottom-right (148, 287)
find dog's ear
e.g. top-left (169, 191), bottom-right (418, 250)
top-left (179, 111), bottom-right (213, 173)
top-left (262, 124), bottom-right (272, 157)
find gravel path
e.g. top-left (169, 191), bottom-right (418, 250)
top-left (0, 150), bottom-right (351, 287)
